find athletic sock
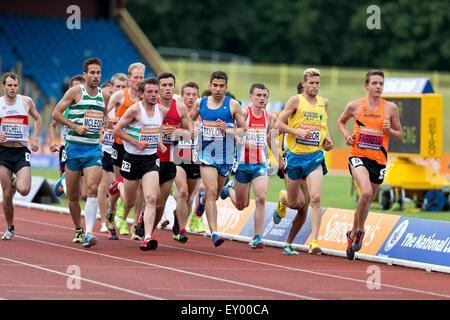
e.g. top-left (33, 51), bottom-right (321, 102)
top-left (84, 197), bottom-right (98, 234)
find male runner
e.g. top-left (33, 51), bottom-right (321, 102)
top-left (52, 57), bottom-right (112, 248)
top-left (274, 68), bottom-right (333, 254)
top-left (220, 83), bottom-right (276, 249)
top-left (0, 72), bottom-right (41, 240)
top-left (113, 77), bottom-right (165, 250)
top-left (337, 69), bottom-right (403, 260)
top-left (190, 71), bottom-right (247, 247)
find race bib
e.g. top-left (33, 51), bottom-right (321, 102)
top-left (83, 111), bottom-right (103, 134)
top-left (296, 123), bottom-right (321, 146)
top-left (357, 127), bottom-right (383, 150)
top-left (245, 127), bottom-right (266, 147)
top-left (1, 117), bottom-right (25, 140)
top-left (102, 130), bottom-right (114, 147)
top-left (162, 125), bottom-right (179, 145)
top-left (201, 120), bottom-right (225, 141)
top-left (139, 127), bottom-right (160, 149)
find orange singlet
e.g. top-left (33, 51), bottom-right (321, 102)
top-left (349, 97), bottom-right (390, 165)
top-left (114, 89), bottom-right (139, 144)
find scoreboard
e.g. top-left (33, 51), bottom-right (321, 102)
top-left (382, 78), bottom-right (443, 158)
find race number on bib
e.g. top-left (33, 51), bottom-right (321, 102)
top-left (84, 111), bottom-right (103, 134)
top-left (139, 127), bottom-right (160, 149)
top-left (201, 120), bottom-right (225, 141)
top-left (296, 123), bottom-right (321, 146)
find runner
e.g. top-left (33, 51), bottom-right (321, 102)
top-left (190, 71), bottom-right (247, 247)
top-left (220, 83), bottom-right (276, 249)
top-left (274, 68), bottom-right (333, 254)
top-left (113, 77), bottom-right (166, 250)
top-left (105, 63), bottom-right (145, 238)
top-left (0, 72), bottom-right (41, 240)
top-left (337, 69), bottom-right (403, 260)
top-left (52, 57), bottom-right (112, 248)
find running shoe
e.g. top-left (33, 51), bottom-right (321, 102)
top-left (131, 225), bottom-right (141, 241)
top-left (118, 219), bottom-right (129, 235)
top-left (188, 214), bottom-right (197, 232)
top-left (273, 190), bottom-right (287, 224)
top-left (352, 231), bottom-right (365, 252)
top-left (72, 227), bottom-right (84, 243)
top-left (172, 210), bottom-right (180, 236)
top-left (108, 229), bottom-right (119, 240)
top-left (211, 232), bottom-right (225, 247)
top-left (83, 232), bottom-right (98, 248)
top-left (195, 190), bottom-right (205, 216)
top-left (116, 198), bottom-right (124, 219)
top-left (346, 231), bottom-right (355, 260)
top-left (220, 180), bottom-right (234, 200)
top-left (282, 244), bottom-right (299, 256)
top-left (104, 209), bottom-right (116, 231)
top-left (140, 236), bottom-right (158, 251)
top-left (1, 226), bottom-right (14, 240)
top-left (249, 235), bottom-right (264, 249)
top-left (196, 216), bottom-right (205, 233)
top-left (135, 210), bottom-right (145, 237)
top-left (108, 176), bottom-right (123, 196)
top-left (100, 222), bottom-right (108, 233)
top-left (177, 229), bottom-right (188, 243)
top-left (54, 172), bottom-right (65, 197)
top-left (308, 240), bottom-right (322, 254)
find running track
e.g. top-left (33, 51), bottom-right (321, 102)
top-left (1, 206), bottom-right (449, 304)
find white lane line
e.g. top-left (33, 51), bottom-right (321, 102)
top-left (0, 256), bottom-right (164, 300)
top-left (10, 234), bottom-right (318, 300)
top-left (8, 215), bottom-right (450, 299)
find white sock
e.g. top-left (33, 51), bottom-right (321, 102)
top-left (84, 197), bottom-right (98, 234)
top-left (62, 177), bottom-right (67, 194)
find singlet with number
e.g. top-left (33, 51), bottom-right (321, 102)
top-left (286, 94), bottom-right (327, 155)
top-left (101, 108), bottom-right (116, 154)
top-left (123, 102), bottom-right (162, 156)
top-left (0, 94), bottom-right (29, 147)
top-left (236, 106), bottom-right (268, 164)
top-left (199, 96), bottom-right (235, 164)
top-left (349, 97), bottom-right (389, 165)
top-left (157, 98), bottom-right (181, 162)
top-left (66, 84), bottom-right (105, 145)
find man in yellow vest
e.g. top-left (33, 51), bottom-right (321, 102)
top-left (274, 68), bottom-right (333, 254)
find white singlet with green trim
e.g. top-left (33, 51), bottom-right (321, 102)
top-left (66, 84), bottom-right (105, 145)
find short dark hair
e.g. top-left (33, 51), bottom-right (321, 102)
top-left (157, 72), bottom-right (176, 84)
top-left (296, 81), bottom-right (304, 94)
top-left (83, 57), bottom-right (102, 73)
top-left (210, 71), bottom-right (228, 84)
top-left (249, 83), bottom-right (268, 94)
top-left (138, 77), bottom-right (159, 93)
top-left (100, 81), bottom-right (113, 89)
top-left (2, 72), bottom-right (19, 85)
top-left (181, 81), bottom-right (199, 95)
top-left (70, 75), bottom-right (85, 86)
top-left (365, 69), bottom-right (384, 84)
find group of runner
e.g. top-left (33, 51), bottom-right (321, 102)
top-left (0, 58), bottom-right (403, 260)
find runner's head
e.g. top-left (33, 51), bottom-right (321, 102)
top-left (1, 72), bottom-right (20, 99)
top-left (139, 77), bottom-right (159, 106)
top-left (157, 72), bottom-right (176, 101)
top-left (70, 75), bottom-right (85, 88)
top-left (302, 68), bottom-right (320, 98)
top-left (249, 83), bottom-right (269, 110)
top-left (83, 57), bottom-right (102, 88)
top-left (111, 73), bottom-right (128, 92)
top-left (209, 71), bottom-right (228, 100)
top-left (364, 69), bottom-right (384, 98)
top-left (181, 81), bottom-right (199, 108)
top-left (128, 63), bottom-right (145, 92)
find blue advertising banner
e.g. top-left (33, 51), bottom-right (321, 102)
top-left (239, 203), bottom-right (325, 246)
top-left (377, 217), bottom-right (450, 267)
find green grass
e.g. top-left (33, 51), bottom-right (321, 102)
top-left (32, 168), bottom-right (449, 222)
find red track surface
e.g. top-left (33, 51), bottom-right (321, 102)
top-left (1, 206), bottom-right (449, 302)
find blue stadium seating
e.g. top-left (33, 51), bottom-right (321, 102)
top-left (0, 15), bottom-right (153, 105)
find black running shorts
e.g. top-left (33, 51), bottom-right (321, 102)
top-left (348, 156), bottom-right (386, 185)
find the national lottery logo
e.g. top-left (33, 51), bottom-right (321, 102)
top-left (384, 219), bottom-right (409, 252)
